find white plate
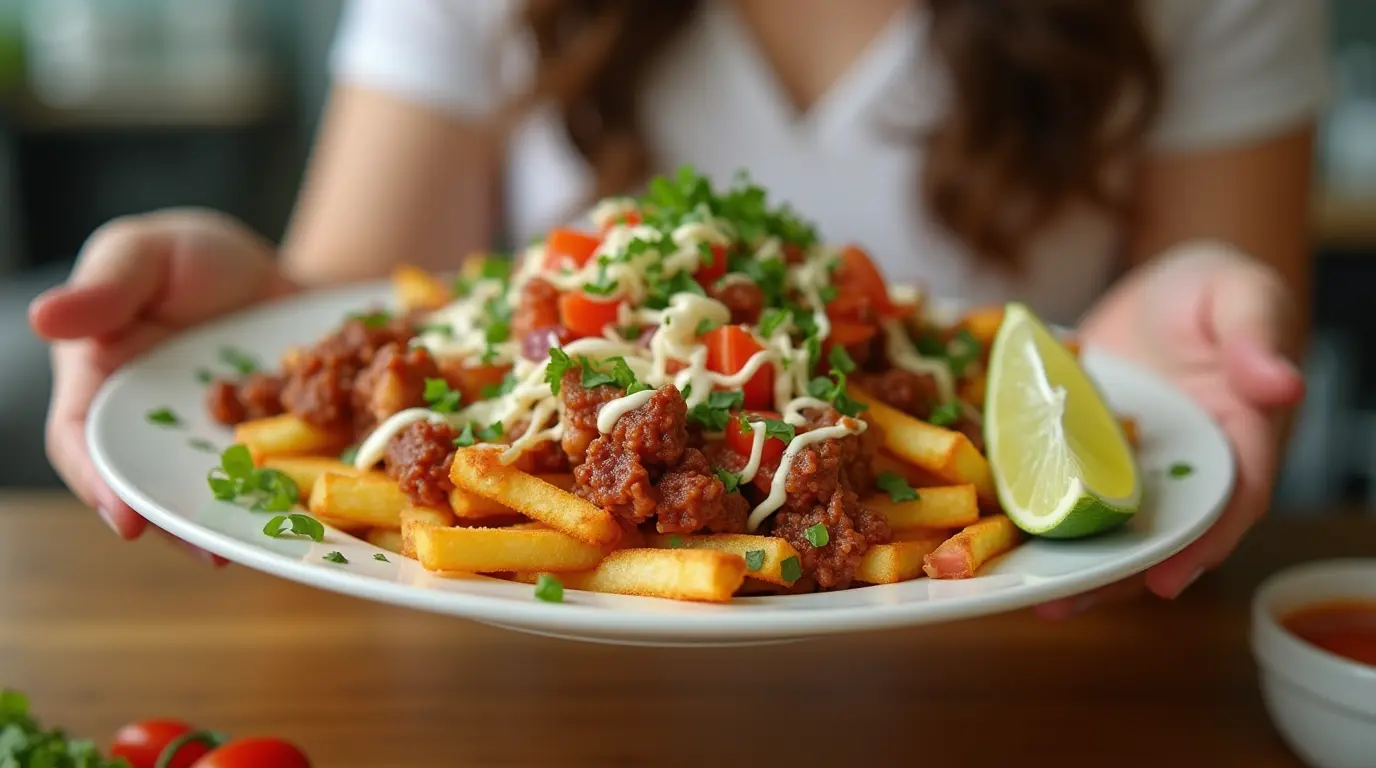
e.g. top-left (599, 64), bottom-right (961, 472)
top-left (87, 281), bottom-right (1235, 646)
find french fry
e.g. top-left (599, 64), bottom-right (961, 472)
top-left (891, 527), bottom-right (956, 543)
top-left (874, 453), bottom-right (949, 488)
top-left (922, 514), bottom-right (1023, 579)
top-left (852, 388), bottom-right (997, 507)
top-left (643, 533), bottom-right (801, 586)
top-left (957, 372), bottom-right (987, 410)
top-left (308, 471), bottom-right (411, 529)
top-left (235, 414), bottom-right (350, 463)
top-left (400, 504), bottom-right (457, 559)
top-left (366, 528), bottom-right (405, 554)
top-left (260, 455), bottom-right (361, 493)
top-left (516, 549), bottom-right (747, 603)
top-left (856, 536), bottom-right (947, 584)
top-left (413, 526), bottom-right (607, 573)
top-left (392, 264), bottom-right (452, 311)
top-left (449, 447), bottom-right (621, 546)
top-left (447, 488), bottom-right (513, 520)
top-left (864, 485), bottom-right (979, 531)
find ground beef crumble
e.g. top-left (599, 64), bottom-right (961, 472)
top-left (710, 281), bottom-right (765, 325)
top-left (352, 343), bottom-right (440, 434)
top-left (557, 369), bottom-right (624, 465)
top-left (206, 373), bottom-right (284, 425)
top-left (771, 487), bottom-right (888, 590)
top-left (383, 420), bottom-right (457, 509)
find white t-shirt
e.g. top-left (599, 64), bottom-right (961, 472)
top-left (329, 0), bottom-right (1329, 325)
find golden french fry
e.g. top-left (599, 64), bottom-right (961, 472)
top-left (873, 453), bottom-right (949, 488)
top-left (235, 414), bottom-right (350, 463)
top-left (413, 526), bottom-right (608, 573)
top-left (449, 447), bottom-right (621, 546)
top-left (891, 527), bottom-right (956, 543)
top-left (864, 485), bottom-right (979, 531)
top-left (260, 456), bottom-right (360, 493)
top-left (448, 488), bottom-right (513, 520)
top-left (922, 514), bottom-right (1023, 579)
top-left (644, 533), bottom-right (801, 586)
top-left (392, 264), bottom-right (451, 312)
top-left (400, 504), bottom-right (457, 559)
top-left (856, 536), bottom-right (947, 584)
top-left (308, 471), bottom-right (412, 529)
top-left (515, 548), bottom-right (746, 603)
top-left (852, 388), bottom-right (997, 507)
top-left (958, 305), bottom-right (1004, 347)
top-left (365, 527), bottom-right (405, 554)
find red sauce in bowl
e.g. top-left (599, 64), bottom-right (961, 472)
top-left (1281, 599), bottom-right (1376, 667)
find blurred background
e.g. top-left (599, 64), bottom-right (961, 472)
top-left (0, 0), bottom-right (1373, 512)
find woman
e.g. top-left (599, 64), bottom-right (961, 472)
top-left (29, 0), bottom-right (1325, 616)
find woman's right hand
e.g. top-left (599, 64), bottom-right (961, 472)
top-left (29, 209), bottom-right (298, 549)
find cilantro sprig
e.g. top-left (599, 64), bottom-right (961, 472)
top-left (0, 689), bottom-right (128, 767)
top-left (876, 471), bottom-right (920, 503)
top-left (263, 513), bottom-right (325, 542)
top-left (207, 444), bottom-right (300, 512)
top-left (688, 390), bottom-right (745, 432)
top-left (927, 402), bottom-right (960, 427)
top-left (714, 467), bottom-right (743, 493)
top-left (424, 378), bottom-right (462, 413)
top-left (453, 421), bottom-right (504, 447)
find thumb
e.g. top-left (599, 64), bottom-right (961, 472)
top-left (1210, 266), bottom-right (1305, 409)
top-left (29, 219), bottom-right (170, 341)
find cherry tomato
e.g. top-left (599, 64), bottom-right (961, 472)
top-left (724, 411), bottom-right (786, 466)
top-left (702, 324), bottom-right (773, 409)
top-left (110, 720), bottom-right (211, 768)
top-left (693, 244), bottom-right (729, 289)
top-left (190, 737), bottom-right (311, 768)
top-left (825, 321), bottom-right (878, 348)
top-left (544, 228), bottom-right (602, 270)
top-left (826, 244), bottom-right (896, 323)
top-left (558, 291), bottom-right (623, 338)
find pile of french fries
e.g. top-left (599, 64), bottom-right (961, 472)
top-left (223, 265), bottom-right (1139, 604)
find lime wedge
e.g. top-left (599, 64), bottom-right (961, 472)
top-left (984, 302), bottom-right (1141, 538)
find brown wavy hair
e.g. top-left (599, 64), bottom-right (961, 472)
top-left (501, 0), bottom-right (1162, 270)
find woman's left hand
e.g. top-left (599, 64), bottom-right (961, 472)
top-left (1035, 240), bottom-right (1306, 619)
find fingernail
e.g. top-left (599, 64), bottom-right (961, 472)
top-left (96, 506), bottom-right (122, 535)
top-left (1173, 567), bottom-right (1205, 598)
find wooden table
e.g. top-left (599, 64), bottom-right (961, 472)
top-left (2, 493), bottom-right (1371, 767)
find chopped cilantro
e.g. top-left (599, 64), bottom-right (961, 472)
top-left (420, 323), bottom-right (454, 337)
top-left (616, 324), bottom-right (642, 340)
top-left (453, 421), bottom-right (503, 448)
top-left (339, 445), bottom-right (359, 464)
top-left (758, 307), bottom-right (790, 337)
top-left (696, 317), bottom-right (721, 336)
top-left (0, 688), bottom-right (128, 767)
top-left (914, 331), bottom-right (946, 357)
top-left (196, 368), bottom-right (214, 384)
top-left (688, 390), bottom-right (745, 431)
top-left (262, 513), bottom-right (325, 542)
top-left (817, 284), bottom-right (838, 303)
top-left (644, 267), bottom-right (705, 310)
top-left (876, 471), bottom-right (920, 502)
top-left (928, 402), bottom-right (960, 427)
top-left (322, 551), bottom-right (348, 564)
top-left (218, 346), bottom-right (258, 375)
top-left (479, 256), bottom-right (512, 283)
top-left (374, 553), bottom-right (390, 562)
top-left (804, 523), bottom-right (830, 548)
top-left (666, 535), bottom-right (685, 549)
top-left (188, 437), bottom-right (219, 454)
top-left (582, 259), bottom-right (619, 296)
top-left (534, 573), bottom-right (564, 602)
top-left (743, 549), bottom-right (766, 572)
top-left (763, 419), bottom-right (796, 444)
top-left (715, 467), bottom-right (743, 493)
top-left (1169, 462), bottom-right (1194, 478)
top-left (207, 444), bottom-right (300, 512)
top-left (146, 407), bottom-right (180, 427)
top-left (945, 329), bottom-right (983, 377)
top-left (481, 371), bottom-right (518, 399)
top-left (579, 358), bottom-right (619, 389)
top-left (453, 423), bottom-right (477, 447)
top-left (545, 348), bottom-right (574, 395)
top-left (779, 556), bottom-right (803, 583)
top-left (423, 377), bottom-right (461, 413)
top-left (349, 309), bottom-right (391, 328)
top-left (828, 344), bottom-right (856, 374)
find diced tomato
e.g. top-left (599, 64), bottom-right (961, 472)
top-left (724, 411), bottom-right (786, 466)
top-left (826, 322), bottom-right (877, 348)
top-left (826, 244), bottom-right (897, 322)
top-left (558, 291), bottom-right (623, 338)
top-left (693, 244), bottom-right (728, 289)
top-left (703, 324), bottom-right (773, 409)
top-left (782, 243), bottom-right (806, 264)
top-left (544, 229), bottom-right (601, 270)
top-left (599, 210), bottom-right (642, 234)
top-left (443, 363), bottom-right (511, 403)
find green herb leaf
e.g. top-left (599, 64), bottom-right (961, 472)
top-left (945, 329), bottom-right (983, 377)
top-left (479, 256), bottom-right (512, 283)
top-left (779, 556), bottom-right (802, 583)
top-left (582, 259), bottom-right (619, 296)
top-left (262, 513), bottom-right (325, 542)
top-left (876, 471), bottom-right (920, 502)
top-left (323, 551), bottom-right (348, 564)
top-left (222, 444), bottom-right (254, 479)
top-left (218, 346), bottom-right (258, 375)
top-left (696, 317), bottom-right (721, 336)
top-left (757, 307), bottom-right (790, 338)
top-left (546, 348), bottom-right (574, 395)
top-left (420, 323), bottom-right (454, 337)
top-left (616, 324), bottom-right (642, 340)
top-left (146, 407), bottom-right (180, 427)
top-left (481, 371), bottom-right (519, 399)
top-left (196, 368), bottom-right (214, 385)
top-left (744, 549), bottom-right (766, 572)
top-left (714, 467), bottom-right (743, 494)
top-left (928, 402), bottom-right (960, 427)
top-left (828, 344), bottom-right (856, 374)
top-left (688, 390), bottom-right (745, 432)
top-left (349, 309), bottom-right (392, 328)
top-left (188, 437), bottom-right (219, 454)
top-left (374, 553), bottom-right (390, 562)
top-left (1169, 462), bottom-right (1193, 478)
top-left (477, 422), bottom-right (505, 442)
top-left (207, 443), bottom-right (301, 511)
top-left (534, 573), bottom-right (564, 602)
top-left (817, 284), bottom-right (838, 303)
top-left (339, 445), bottom-right (359, 464)
top-left (453, 423), bottom-right (477, 448)
top-left (804, 523), bottom-right (830, 548)
top-left (423, 377), bottom-right (462, 413)
top-left (667, 535), bottom-right (685, 549)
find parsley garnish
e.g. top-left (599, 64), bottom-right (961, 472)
top-left (374, 553), bottom-right (390, 562)
top-left (479, 256), bottom-right (512, 283)
top-left (453, 421), bottom-right (504, 448)
top-left (339, 445), bottom-right (359, 464)
top-left (779, 556), bottom-right (803, 583)
top-left (763, 419), bottom-right (796, 444)
top-left (805, 523), bottom-right (830, 548)
top-left (196, 368), bottom-right (214, 384)
top-left (146, 407), bottom-right (180, 427)
top-left (349, 310), bottom-right (391, 329)
top-left (420, 323), bottom-right (454, 337)
top-left (696, 317), bottom-right (721, 336)
top-left (715, 467), bottom-right (743, 493)
top-left (644, 267), bottom-right (705, 310)
top-left (828, 344), bottom-right (856, 374)
top-left (817, 284), bottom-right (838, 303)
top-left (945, 329), bottom-right (983, 377)
top-left (616, 324), bottom-right (642, 340)
top-left (188, 437), bottom-right (218, 454)
top-left (218, 346), bottom-right (258, 375)
top-left (758, 307), bottom-right (790, 337)
top-left (876, 471), bottom-right (920, 502)
top-left (534, 573), bottom-right (564, 602)
top-left (1169, 462), bottom-right (1194, 478)
top-left (582, 259), bottom-right (620, 296)
top-left (687, 390), bottom-right (745, 431)
top-left (807, 372), bottom-right (867, 418)
top-left (207, 444), bottom-right (300, 512)
top-left (481, 371), bottom-right (518, 399)
top-left (928, 402), bottom-right (960, 427)
top-left (743, 550), bottom-right (766, 572)
top-left (577, 356), bottom-right (647, 393)
top-left (546, 348), bottom-right (574, 395)
top-left (667, 535), bottom-right (685, 549)
top-left (423, 377), bottom-right (461, 413)
top-left (0, 688), bottom-right (128, 767)
top-left (263, 513), bottom-right (325, 542)
top-left (323, 551), bottom-right (348, 564)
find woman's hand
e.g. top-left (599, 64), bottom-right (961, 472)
top-left (29, 209), bottom-right (297, 553)
top-left (1035, 240), bottom-right (1306, 619)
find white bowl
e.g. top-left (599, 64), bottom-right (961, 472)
top-left (1251, 559), bottom-right (1376, 768)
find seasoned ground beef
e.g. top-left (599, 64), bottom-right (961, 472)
top-left (654, 447), bottom-right (745, 534)
top-left (557, 369), bottom-right (624, 464)
top-left (608, 385), bottom-right (688, 468)
top-left (383, 420), bottom-right (457, 509)
top-left (511, 278), bottom-right (561, 342)
top-left (854, 369), bottom-right (941, 419)
top-left (575, 435), bottom-right (657, 523)
top-left (278, 316), bottom-right (417, 429)
top-left (508, 420), bottom-right (572, 474)
top-left (710, 281), bottom-right (765, 325)
top-left (206, 373), bottom-right (284, 425)
top-left (352, 343), bottom-right (439, 433)
top-left (771, 488), bottom-right (888, 590)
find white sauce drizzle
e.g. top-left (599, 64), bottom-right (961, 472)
top-left (738, 422), bottom-right (768, 483)
top-left (596, 389), bottom-right (656, 433)
top-left (745, 406), bottom-right (868, 532)
top-left (881, 319), bottom-right (956, 403)
top-left (353, 408), bottom-right (456, 470)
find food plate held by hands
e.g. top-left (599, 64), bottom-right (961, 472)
top-left (88, 167), bottom-right (1233, 644)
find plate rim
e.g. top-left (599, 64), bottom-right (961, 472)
top-left (85, 281), bottom-right (1236, 640)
